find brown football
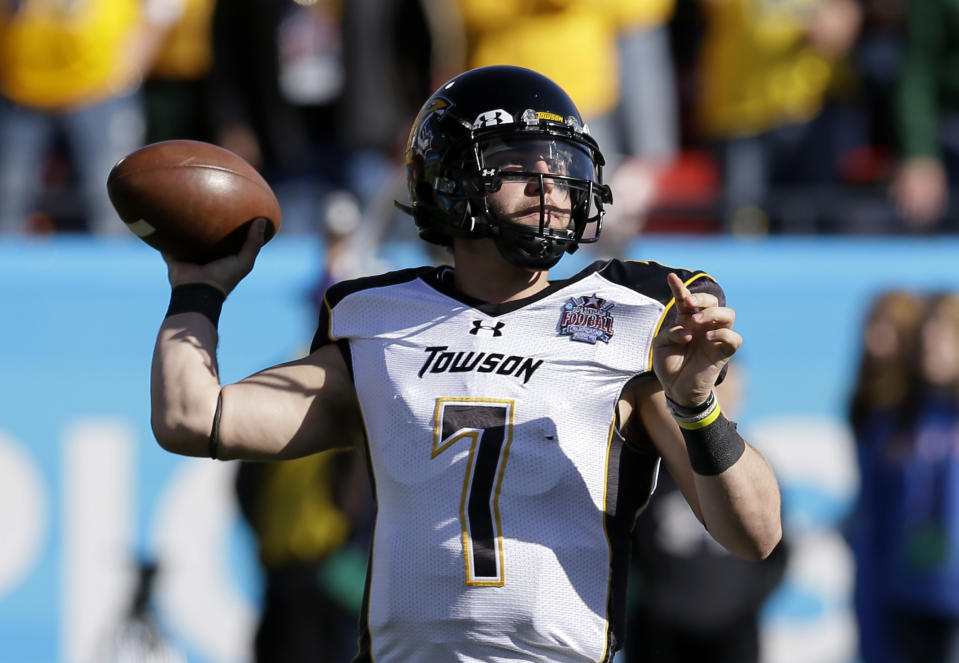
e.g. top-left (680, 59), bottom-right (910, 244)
top-left (107, 139), bottom-right (282, 263)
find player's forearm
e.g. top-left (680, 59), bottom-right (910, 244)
top-left (150, 314), bottom-right (223, 457)
top-left (662, 389), bottom-right (782, 559)
top-left (695, 447), bottom-right (782, 561)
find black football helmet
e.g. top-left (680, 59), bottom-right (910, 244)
top-left (396, 65), bottom-right (613, 269)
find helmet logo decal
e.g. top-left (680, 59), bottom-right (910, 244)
top-left (412, 97), bottom-right (451, 152)
top-left (472, 109), bottom-right (514, 129)
top-left (558, 294), bottom-right (615, 344)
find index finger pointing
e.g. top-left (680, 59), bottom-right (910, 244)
top-left (667, 273), bottom-right (697, 313)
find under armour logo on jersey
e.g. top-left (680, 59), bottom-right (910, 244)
top-left (472, 109), bottom-right (514, 129)
top-left (470, 320), bottom-right (505, 336)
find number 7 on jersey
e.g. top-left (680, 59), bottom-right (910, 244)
top-left (432, 398), bottom-right (515, 586)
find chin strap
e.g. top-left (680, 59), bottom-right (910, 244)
top-left (492, 223), bottom-right (569, 269)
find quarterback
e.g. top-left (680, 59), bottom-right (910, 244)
top-left (151, 65), bottom-right (782, 663)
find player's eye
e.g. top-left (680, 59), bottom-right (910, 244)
top-left (486, 151), bottom-right (527, 171)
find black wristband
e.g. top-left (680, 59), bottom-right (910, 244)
top-left (165, 283), bottom-right (225, 328)
top-left (681, 414), bottom-right (746, 476)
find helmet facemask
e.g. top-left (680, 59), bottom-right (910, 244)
top-left (465, 129), bottom-right (612, 269)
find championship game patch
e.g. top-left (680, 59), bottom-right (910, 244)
top-left (558, 294), bottom-right (615, 344)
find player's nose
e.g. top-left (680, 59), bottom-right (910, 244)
top-left (525, 160), bottom-right (556, 195)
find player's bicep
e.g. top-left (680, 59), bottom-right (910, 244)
top-left (217, 343), bottom-right (360, 460)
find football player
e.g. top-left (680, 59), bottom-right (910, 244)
top-left (152, 65), bottom-right (782, 663)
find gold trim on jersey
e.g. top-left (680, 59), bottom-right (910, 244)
top-left (600, 416), bottom-right (617, 661)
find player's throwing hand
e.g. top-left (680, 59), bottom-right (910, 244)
top-left (653, 272), bottom-right (742, 408)
top-left (163, 218), bottom-right (267, 295)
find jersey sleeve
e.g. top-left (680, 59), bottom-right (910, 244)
top-left (309, 266), bottom-right (435, 353)
top-left (598, 258), bottom-right (728, 383)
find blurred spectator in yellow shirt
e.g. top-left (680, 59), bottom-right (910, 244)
top-left (0, 0), bottom-right (184, 235)
top-left (236, 450), bottom-right (373, 663)
top-left (143, 0), bottom-right (216, 143)
top-left (453, 0), bottom-right (680, 249)
top-left (695, 0), bottom-right (862, 234)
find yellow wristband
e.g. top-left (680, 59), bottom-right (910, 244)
top-left (675, 402), bottom-right (723, 430)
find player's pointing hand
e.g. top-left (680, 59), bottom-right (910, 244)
top-left (652, 272), bottom-right (742, 408)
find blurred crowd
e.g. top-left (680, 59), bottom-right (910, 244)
top-left (847, 289), bottom-right (959, 663)
top-left (2, 0), bottom-right (959, 244)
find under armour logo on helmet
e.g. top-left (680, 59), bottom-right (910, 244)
top-left (472, 109), bottom-right (514, 129)
top-left (470, 320), bottom-right (505, 336)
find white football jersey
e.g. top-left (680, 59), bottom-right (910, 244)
top-left (311, 258), bottom-right (721, 663)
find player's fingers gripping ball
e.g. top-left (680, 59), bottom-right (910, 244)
top-left (107, 139), bottom-right (282, 264)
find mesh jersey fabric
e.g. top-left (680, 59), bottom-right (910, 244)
top-left (312, 258), bottom-right (722, 663)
